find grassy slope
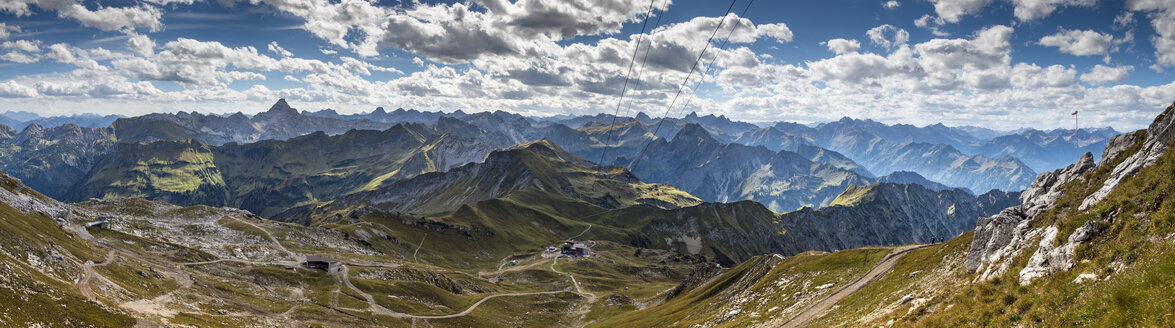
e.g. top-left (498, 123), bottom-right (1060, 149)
top-left (72, 125), bottom-right (475, 217)
top-left (892, 129), bottom-right (1175, 327)
top-left (0, 174), bottom-right (136, 326)
top-left (593, 247), bottom-right (891, 327)
top-left (592, 126), bottom-right (1174, 327)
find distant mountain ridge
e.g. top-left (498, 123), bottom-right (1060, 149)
top-left (2, 99), bottom-right (1108, 213)
top-left (67, 121), bottom-right (499, 217)
top-left (757, 120), bottom-right (1038, 192)
top-left (0, 111), bottom-right (123, 130)
top-left (111, 99), bottom-right (397, 146)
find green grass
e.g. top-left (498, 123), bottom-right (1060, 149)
top-left (887, 128), bottom-right (1175, 327)
top-left (594, 247), bottom-right (891, 327)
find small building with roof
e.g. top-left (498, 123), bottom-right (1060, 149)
top-left (561, 240), bottom-right (590, 257)
top-left (303, 255), bottom-right (340, 273)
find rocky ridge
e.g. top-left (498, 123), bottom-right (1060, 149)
top-left (967, 101), bottom-right (1175, 285)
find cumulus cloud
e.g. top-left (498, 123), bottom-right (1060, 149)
top-left (929, 0), bottom-right (994, 23)
top-left (1039, 28), bottom-right (1114, 57)
top-left (824, 38), bottom-right (861, 54)
top-left (883, 1), bottom-right (901, 9)
top-left (915, 14), bottom-right (950, 36)
top-left (0, 51), bottom-right (36, 63)
top-left (0, 80), bottom-right (38, 97)
top-left (127, 34), bottom-right (155, 57)
top-left (1011, 63), bottom-right (1076, 88)
top-left (1011, 0), bottom-right (1097, 21)
top-left (2, 39), bottom-right (39, 52)
top-left (1080, 64), bottom-right (1133, 84)
top-left (1128, 0), bottom-right (1175, 68)
top-left (867, 24), bottom-right (910, 49)
top-left (1, 1), bottom-right (164, 31)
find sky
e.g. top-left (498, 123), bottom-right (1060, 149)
top-left (1, 0), bottom-right (1174, 130)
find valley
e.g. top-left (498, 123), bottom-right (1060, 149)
top-left (0, 99), bottom-right (1166, 327)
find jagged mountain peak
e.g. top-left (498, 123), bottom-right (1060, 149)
top-left (672, 123), bottom-right (714, 142)
top-left (265, 98), bottom-right (296, 115)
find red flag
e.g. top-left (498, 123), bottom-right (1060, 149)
top-left (1071, 110), bottom-right (1078, 115)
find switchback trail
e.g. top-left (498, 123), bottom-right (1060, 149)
top-left (335, 264), bottom-right (569, 320)
top-left (778, 244), bottom-right (930, 328)
top-left (550, 256), bottom-right (596, 301)
top-left (78, 250), bottom-right (118, 301)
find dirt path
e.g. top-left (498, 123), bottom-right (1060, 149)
top-left (335, 263), bottom-right (569, 320)
top-left (569, 223), bottom-right (591, 240)
top-left (778, 244), bottom-right (930, 328)
top-left (78, 250), bottom-right (118, 301)
top-left (413, 234), bottom-right (426, 263)
top-left (233, 217), bottom-right (300, 262)
top-left (550, 256), bottom-right (596, 301)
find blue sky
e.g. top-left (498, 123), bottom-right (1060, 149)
top-left (1, 0), bottom-right (1174, 130)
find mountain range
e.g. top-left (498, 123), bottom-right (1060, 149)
top-left (0, 98), bottom-right (1167, 326)
top-left (0, 98), bottom-right (1100, 221)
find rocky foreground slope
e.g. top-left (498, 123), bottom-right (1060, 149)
top-left (609, 101), bottom-right (1175, 327)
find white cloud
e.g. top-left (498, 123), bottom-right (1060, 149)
top-left (867, 24), bottom-right (910, 49)
top-left (929, 0), bottom-right (994, 23)
top-left (915, 14), bottom-right (950, 37)
top-left (268, 41), bottom-right (292, 57)
top-left (883, 1), bottom-right (901, 9)
top-left (0, 23), bottom-right (18, 39)
top-left (0, 0), bottom-right (164, 32)
top-left (0, 80), bottom-right (38, 97)
top-left (1080, 64), bottom-right (1133, 84)
top-left (1039, 29), bottom-right (1114, 56)
top-left (0, 51), bottom-right (37, 63)
top-left (824, 38), bottom-right (861, 54)
top-left (1115, 11), bottom-right (1137, 29)
top-left (1011, 63), bottom-right (1076, 88)
top-left (1011, 0), bottom-right (1097, 21)
top-left (2, 39), bottom-right (39, 52)
top-left (1129, 0), bottom-right (1175, 68)
top-left (412, 57), bottom-right (425, 67)
top-left (320, 48), bottom-right (337, 55)
top-left (127, 34), bottom-right (155, 57)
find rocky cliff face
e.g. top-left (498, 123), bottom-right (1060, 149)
top-left (626, 124), bottom-right (873, 213)
top-left (1080, 102), bottom-right (1175, 210)
top-left (0, 124), bottom-right (115, 198)
top-left (966, 153), bottom-right (1096, 283)
top-left (967, 101), bottom-right (1175, 285)
top-left (775, 183), bottom-right (1017, 255)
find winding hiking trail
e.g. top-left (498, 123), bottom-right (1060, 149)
top-left (77, 250), bottom-right (118, 301)
top-left (413, 234), bottom-right (426, 263)
top-left (550, 256), bottom-right (596, 302)
top-left (777, 244), bottom-right (930, 328)
top-left (334, 264), bottom-right (567, 320)
top-left (233, 217), bottom-right (300, 263)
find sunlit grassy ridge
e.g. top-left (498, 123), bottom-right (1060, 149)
top-left (70, 124), bottom-right (492, 217)
top-left (593, 247), bottom-right (890, 327)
